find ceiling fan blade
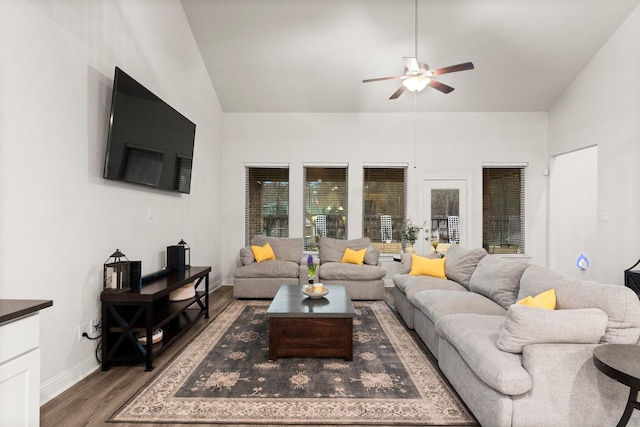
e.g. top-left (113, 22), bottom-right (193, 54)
top-left (403, 57), bottom-right (420, 72)
top-left (428, 79), bottom-right (455, 94)
top-left (429, 62), bottom-right (475, 76)
top-left (362, 76), bottom-right (401, 83)
top-left (389, 86), bottom-right (406, 99)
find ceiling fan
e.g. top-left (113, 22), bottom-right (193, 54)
top-left (362, 0), bottom-right (474, 100)
top-left (363, 58), bottom-right (474, 99)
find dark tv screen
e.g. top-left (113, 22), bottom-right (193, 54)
top-left (103, 67), bottom-right (196, 193)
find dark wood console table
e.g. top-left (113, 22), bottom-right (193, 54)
top-left (101, 266), bottom-right (210, 371)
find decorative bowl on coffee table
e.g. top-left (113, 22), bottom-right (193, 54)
top-left (302, 286), bottom-right (329, 299)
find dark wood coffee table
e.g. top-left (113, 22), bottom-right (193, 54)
top-left (593, 344), bottom-right (640, 426)
top-left (266, 285), bottom-right (354, 361)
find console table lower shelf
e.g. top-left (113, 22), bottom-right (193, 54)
top-left (101, 266), bottom-right (210, 371)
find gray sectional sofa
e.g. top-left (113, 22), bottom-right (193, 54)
top-left (234, 236), bottom-right (386, 300)
top-left (393, 245), bottom-right (640, 427)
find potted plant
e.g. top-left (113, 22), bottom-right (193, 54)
top-left (306, 255), bottom-right (318, 286)
top-left (401, 220), bottom-right (423, 254)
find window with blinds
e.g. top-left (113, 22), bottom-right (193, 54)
top-left (482, 166), bottom-right (526, 254)
top-left (245, 167), bottom-right (289, 245)
top-left (303, 166), bottom-right (348, 251)
top-left (363, 167), bottom-right (407, 254)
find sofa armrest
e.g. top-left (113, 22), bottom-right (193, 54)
top-left (517, 343), bottom-right (628, 426)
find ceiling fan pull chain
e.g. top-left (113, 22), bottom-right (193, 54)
top-left (414, 0), bottom-right (418, 59)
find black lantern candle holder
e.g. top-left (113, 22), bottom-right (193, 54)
top-left (104, 249), bottom-right (130, 289)
top-left (177, 239), bottom-right (190, 268)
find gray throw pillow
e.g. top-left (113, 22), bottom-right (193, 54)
top-left (497, 304), bottom-right (608, 353)
top-left (444, 245), bottom-right (487, 289)
top-left (364, 247), bottom-right (380, 265)
top-left (469, 255), bottom-right (530, 309)
top-left (240, 247), bottom-right (255, 266)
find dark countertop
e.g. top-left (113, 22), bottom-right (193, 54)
top-left (0, 299), bottom-right (53, 325)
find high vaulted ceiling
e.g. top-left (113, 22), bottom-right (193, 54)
top-left (181, 0), bottom-right (640, 113)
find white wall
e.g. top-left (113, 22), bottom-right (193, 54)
top-left (0, 0), bottom-right (223, 403)
top-left (549, 147), bottom-right (598, 280)
top-left (221, 112), bottom-right (549, 284)
top-left (549, 4), bottom-right (640, 285)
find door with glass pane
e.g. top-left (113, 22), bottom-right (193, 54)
top-left (421, 179), bottom-right (468, 254)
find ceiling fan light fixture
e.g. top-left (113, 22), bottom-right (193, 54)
top-left (403, 75), bottom-right (430, 92)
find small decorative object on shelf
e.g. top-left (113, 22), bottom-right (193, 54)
top-left (167, 243), bottom-right (186, 272)
top-left (307, 254), bottom-right (318, 284)
top-left (103, 249), bottom-right (130, 289)
top-left (402, 220), bottom-right (423, 254)
top-left (177, 239), bottom-right (190, 268)
top-left (431, 240), bottom-right (439, 254)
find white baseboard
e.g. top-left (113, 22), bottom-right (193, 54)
top-left (40, 354), bottom-right (99, 405)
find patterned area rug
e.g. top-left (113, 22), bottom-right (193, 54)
top-left (111, 300), bottom-right (475, 425)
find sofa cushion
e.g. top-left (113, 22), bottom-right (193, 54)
top-left (252, 236), bottom-right (303, 263)
top-left (319, 261), bottom-right (386, 281)
top-left (341, 247), bottom-right (366, 265)
top-left (519, 265), bottom-right (640, 344)
top-left (444, 245), bottom-right (488, 289)
top-left (402, 277), bottom-right (467, 301)
top-left (412, 289), bottom-right (507, 324)
top-left (469, 255), bottom-right (530, 309)
top-left (497, 304), bottom-right (608, 353)
top-left (410, 254), bottom-right (446, 278)
top-left (233, 260), bottom-right (300, 279)
top-left (240, 247), bottom-right (255, 266)
top-left (392, 273), bottom-right (411, 292)
top-left (251, 243), bottom-right (276, 262)
top-left (319, 237), bottom-right (371, 263)
top-left (364, 247), bottom-right (380, 266)
top-left (436, 313), bottom-right (533, 396)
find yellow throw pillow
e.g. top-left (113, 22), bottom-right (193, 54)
top-left (517, 289), bottom-right (556, 310)
top-left (341, 247), bottom-right (367, 265)
top-left (409, 254), bottom-right (447, 279)
top-left (251, 243), bottom-right (276, 262)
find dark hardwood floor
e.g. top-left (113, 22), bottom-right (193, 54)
top-left (41, 285), bottom-right (236, 427)
top-left (40, 287), bottom-right (445, 427)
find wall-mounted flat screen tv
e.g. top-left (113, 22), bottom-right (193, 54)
top-left (103, 67), bottom-right (196, 194)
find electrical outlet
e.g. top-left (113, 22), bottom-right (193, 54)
top-left (78, 324), bottom-right (86, 341)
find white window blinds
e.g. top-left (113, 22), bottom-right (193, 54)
top-left (363, 167), bottom-right (407, 254)
top-left (482, 166), bottom-right (526, 254)
top-left (245, 167), bottom-right (289, 245)
top-left (303, 166), bottom-right (348, 251)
